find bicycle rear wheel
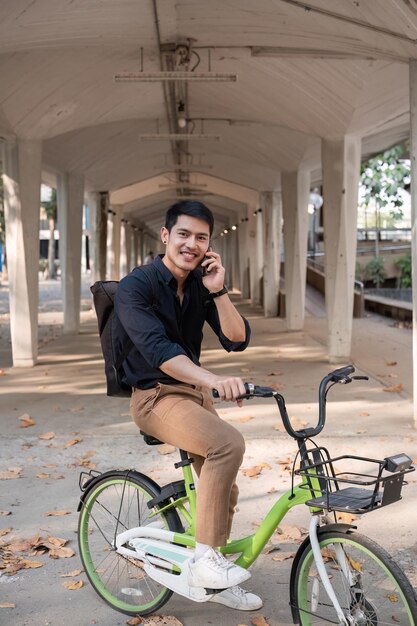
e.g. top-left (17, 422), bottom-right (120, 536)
top-left (78, 470), bottom-right (183, 616)
top-left (293, 529), bottom-right (417, 625)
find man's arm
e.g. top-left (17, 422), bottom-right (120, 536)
top-left (159, 354), bottom-right (246, 403)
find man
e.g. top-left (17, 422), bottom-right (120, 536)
top-left (115, 200), bottom-right (262, 611)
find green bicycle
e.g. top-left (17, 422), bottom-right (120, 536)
top-left (77, 365), bottom-right (417, 624)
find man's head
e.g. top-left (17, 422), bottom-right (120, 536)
top-left (165, 200), bottom-right (214, 237)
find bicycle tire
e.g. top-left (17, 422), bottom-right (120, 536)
top-left (293, 529), bottom-right (417, 625)
top-left (78, 470), bottom-right (183, 616)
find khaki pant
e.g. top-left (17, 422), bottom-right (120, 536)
top-left (130, 383), bottom-right (245, 546)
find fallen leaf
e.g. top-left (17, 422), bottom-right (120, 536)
top-left (272, 551), bottom-right (296, 561)
top-left (63, 579), bottom-right (83, 590)
top-left (18, 414), bottom-right (36, 428)
top-left (61, 569), bottom-right (82, 577)
top-left (63, 437), bottom-right (82, 448)
top-left (0, 602), bottom-right (15, 608)
top-left (275, 524), bottom-right (307, 542)
top-left (139, 617), bottom-right (183, 625)
top-left (238, 415), bottom-right (254, 423)
top-left (0, 528), bottom-right (12, 537)
top-left (0, 511), bottom-right (11, 516)
top-left (49, 546), bottom-right (75, 559)
top-left (157, 444), bottom-right (176, 455)
top-left (126, 618), bottom-right (143, 625)
top-left (19, 559), bottom-right (44, 569)
top-left (0, 369), bottom-right (8, 376)
top-left (242, 466), bottom-right (263, 478)
top-left (44, 510), bottom-right (71, 517)
top-left (251, 616), bottom-right (270, 626)
top-left (36, 473), bottom-right (50, 479)
top-left (383, 384), bottom-right (404, 393)
top-left (38, 432), bottom-right (55, 440)
top-left (43, 464), bottom-right (57, 468)
top-left (387, 593), bottom-right (399, 603)
top-left (267, 487), bottom-right (277, 494)
top-left (385, 361), bottom-right (397, 366)
top-left (0, 467), bottom-right (22, 480)
top-left (47, 536), bottom-right (67, 548)
top-left (359, 412), bottom-right (369, 417)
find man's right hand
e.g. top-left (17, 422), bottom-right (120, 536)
top-left (211, 376), bottom-right (247, 406)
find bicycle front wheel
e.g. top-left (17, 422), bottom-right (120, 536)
top-left (78, 470), bottom-right (183, 616)
top-left (293, 529), bottom-right (417, 625)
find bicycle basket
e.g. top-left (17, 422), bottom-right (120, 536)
top-left (295, 447), bottom-right (414, 514)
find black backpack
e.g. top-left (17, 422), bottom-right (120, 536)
top-left (90, 264), bottom-right (159, 397)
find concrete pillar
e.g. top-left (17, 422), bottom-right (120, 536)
top-left (138, 230), bottom-right (144, 265)
top-left (248, 201), bottom-right (263, 305)
top-left (109, 205), bottom-right (122, 280)
top-left (2, 138), bottom-right (42, 366)
top-left (409, 60), bottom-right (417, 427)
top-left (94, 192), bottom-right (108, 281)
top-left (120, 220), bottom-right (132, 276)
top-left (262, 191), bottom-right (283, 317)
top-left (238, 214), bottom-right (250, 298)
top-left (282, 170), bottom-right (310, 330)
top-left (133, 229), bottom-right (139, 267)
top-left (322, 135), bottom-right (361, 362)
top-left (58, 172), bottom-right (84, 334)
top-left (231, 229), bottom-right (240, 291)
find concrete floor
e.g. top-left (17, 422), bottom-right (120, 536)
top-left (0, 279), bottom-right (416, 625)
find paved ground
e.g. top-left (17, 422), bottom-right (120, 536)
top-left (0, 277), bottom-right (416, 626)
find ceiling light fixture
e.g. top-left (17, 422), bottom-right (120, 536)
top-left (177, 101), bottom-right (187, 129)
top-left (115, 72), bottom-right (237, 82)
top-left (140, 134), bottom-right (221, 141)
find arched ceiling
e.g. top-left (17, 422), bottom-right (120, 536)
top-left (1, 0), bottom-right (417, 234)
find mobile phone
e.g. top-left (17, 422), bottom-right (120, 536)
top-left (200, 245), bottom-right (212, 276)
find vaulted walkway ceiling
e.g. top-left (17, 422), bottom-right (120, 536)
top-left (0, 0), bottom-right (415, 236)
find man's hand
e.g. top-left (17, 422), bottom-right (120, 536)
top-left (201, 250), bottom-right (225, 293)
top-left (211, 376), bottom-right (247, 408)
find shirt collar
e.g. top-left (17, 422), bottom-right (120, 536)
top-left (153, 254), bottom-right (200, 289)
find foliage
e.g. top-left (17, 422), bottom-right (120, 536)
top-left (360, 144), bottom-right (410, 222)
top-left (41, 187), bottom-right (57, 220)
top-left (395, 253), bottom-right (412, 288)
top-left (355, 261), bottom-right (366, 282)
top-left (365, 257), bottom-right (386, 287)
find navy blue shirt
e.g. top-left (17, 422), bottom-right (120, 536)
top-left (114, 255), bottom-right (251, 389)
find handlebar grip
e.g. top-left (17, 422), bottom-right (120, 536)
top-left (212, 383), bottom-right (274, 399)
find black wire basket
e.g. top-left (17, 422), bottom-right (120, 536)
top-left (295, 447), bottom-right (415, 514)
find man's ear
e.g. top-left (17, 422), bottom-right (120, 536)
top-left (160, 226), bottom-right (168, 243)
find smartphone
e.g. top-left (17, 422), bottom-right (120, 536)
top-left (199, 245), bottom-right (212, 276)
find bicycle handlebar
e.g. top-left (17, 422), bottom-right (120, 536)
top-left (212, 365), bottom-right (369, 441)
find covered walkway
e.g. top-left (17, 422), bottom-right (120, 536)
top-left (1, 2), bottom-right (417, 413)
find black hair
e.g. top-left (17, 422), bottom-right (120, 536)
top-left (165, 200), bottom-right (214, 236)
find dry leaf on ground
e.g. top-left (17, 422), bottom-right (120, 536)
top-left (383, 383), bottom-right (404, 393)
top-left (157, 444), bottom-right (176, 455)
top-left (126, 618), bottom-right (143, 625)
top-left (0, 467), bottom-right (22, 480)
top-left (272, 551), bottom-right (295, 561)
top-left (275, 524), bottom-right (307, 543)
top-left (18, 414), bottom-right (36, 428)
top-left (61, 569), bottom-right (82, 577)
top-left (44, 510), bottom-right (71, 517)
top-left (139, 617), bottom-right (184, 625)
top-left (0, 528), bottom-right (12, 537)
top-left (49, 546), bottom-right (75, 559)
top-left (238, 414), bottom-right (254, 423)
top-left (0, 602), bottom-right (16, 608)
top-left (251, 616), bottom-right (270, 626)
top-left (38, 432), bottom-right (55, 440)
top-left (63, 437), bottom-right (82, 448)
top-left (0, 511), bottom-right (11, 516)
top-left (385, 360), bottom-right (397, 366)
top-left (63, 579), bottom-right (83, 590)
top-left (242, 466), bottom-right (263, 478)
top-left (36, 473), bottom-right (50, 479)
top-left (267, 486), bottom-right (277, 494)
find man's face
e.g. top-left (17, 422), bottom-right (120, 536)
top-left (161, 215), bottom-right (210, 277)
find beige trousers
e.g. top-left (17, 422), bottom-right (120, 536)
top-left (130, 383), bottom-right (245, 546)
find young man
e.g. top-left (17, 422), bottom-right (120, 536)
top-left (115, 200), bottom-right (262, 611)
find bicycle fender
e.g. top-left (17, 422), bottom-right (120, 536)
top-left (77, 469), bottom-right (162, 512)
top-left (288, 522), bottom-right (355, 624)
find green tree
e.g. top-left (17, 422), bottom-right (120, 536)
top-left (359, 144), bottom-right (410, 256)
top-left (41, 188), bottom-right (58, 279)
top-left (365, 256), bottom-right (386, 288)
top-left (395, 253), bottom-right (412, 288)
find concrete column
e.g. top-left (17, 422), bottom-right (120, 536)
top-left (238, 214), bottom-right (250, 298)
top-left (262, 191), bottom-right (283, 317)
top-left (409, 60), bottom-right (417, 427)
top-left (58, 172), bottom-right (84, 334)
top-left (133, 229), bottom-right (139, 267)
top-left (2, 138), bottom-right (42, 366)
top-left (282, 170), bottom-right (310, 330)
top-left (120, 220), bottom-right (132, 276)
top-left (322, 135), bottom-right (361, 361)
top-left (109, 205), bottom-right (122, 280)
top-left (231, 229), bottom-right (240, 291)
top-left (138, 230), bottom-right (144, 265)
top-left (85, 191), bottom-right (97, 279)
top-left (94, 192), bottom-right (108, 281)
top-left (247, 203), bottom-right (259, 303)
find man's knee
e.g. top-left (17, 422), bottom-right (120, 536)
top-left (224, 429), bottom-right (245, 465)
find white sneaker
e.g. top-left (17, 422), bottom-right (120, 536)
top-left (209, 585), bottom-right (263, 610)
top-left (188, 547), bottom-right (251, 589)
